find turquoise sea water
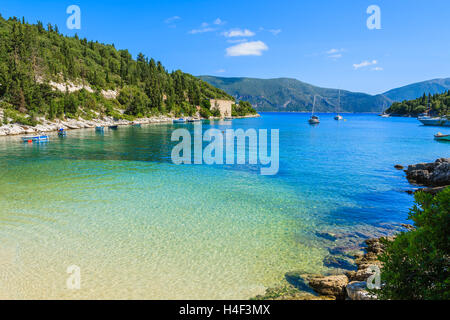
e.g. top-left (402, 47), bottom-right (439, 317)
top-left (0, 113), bottom-right (448, 299)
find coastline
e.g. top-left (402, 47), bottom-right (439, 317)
top-left (0, 113), bottom-right (261, 138)
top-left (254, 158), bottom-right (449, 301)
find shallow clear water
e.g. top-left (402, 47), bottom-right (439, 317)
top-left (0, 113), bottom-right (448, 299)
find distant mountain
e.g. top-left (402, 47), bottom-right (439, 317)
top-left (382, 78), bottom-right (450, 102)
top-left (199, 76), bottom-right (450, 113)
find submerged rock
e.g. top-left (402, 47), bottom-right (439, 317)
top-left (316, 231), bottom-right (338, 241)
top-left (285, 271), bottom-right (317, 292)
top-left (323, 254), bottom-right (357, 271)
top-left (328, 245), bottom-right (364, 256)
top-left (252, 284), bottom-right (335, 301)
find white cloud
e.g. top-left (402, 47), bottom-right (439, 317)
top-left (326, 48), bottom-right (345, 59)
top-left (214, 18), bottom-right (225, 25)
top-left (226, 41), bottom-right (268, 57)
top-left (327, 48), bottom-right (343, 54)
top-left (268, 29), bottom-right (282, 36)
top-left (223, 29), bottom-right (255, 38)
top-left (164, 16), bottom-right (181, 24)
top-left (189, 27), bottom-right (216, 34)
top-left (353, 60), bottom-right (378, 69)
top-left (215, 69), bottom-right (226, 73)
top-left (372, 67), bottom-right (383, 71)
top-left (329, 54), bottom-right (342, 59)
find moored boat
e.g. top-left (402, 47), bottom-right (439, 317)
top-left (173, 118), bottom-right (186, 124)
top-left (308, 115), bottom-right (320, 124)
top-left (95, 126), bottom-right (104, 132)
top-left (418, 116), bottom-right (450, 127)
top-left (22, 135), bottom-right (49, 143)
top-left (109, 125), bottom-right (119, 130)
top-left (58, 128), bottom-right (67, 136)
top-left (308, 95), bottom-right (320, 125)
top-left (434, 132), bottom-right (450, 141)
top-left (334, 90), bottom-right (344, 121)
top-left (187, 118), bottom-right (202, 123)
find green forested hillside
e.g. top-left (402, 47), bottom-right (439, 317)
top-left (0, 15), bottom-right (234, 124)
top-left (386, 91), bottom-right (450, 116)
top-left (200, 76), bottom-right (450, 113)
top-left (199, 76), bottom-right (391, 113)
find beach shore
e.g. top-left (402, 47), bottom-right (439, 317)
top-left (0, 113), bottom-right (261, 137)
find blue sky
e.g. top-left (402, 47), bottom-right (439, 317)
top-left (1, 0), bottom-right (449, 94)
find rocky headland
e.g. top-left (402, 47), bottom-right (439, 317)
top-left (405, 158), bottom-right (450, 191)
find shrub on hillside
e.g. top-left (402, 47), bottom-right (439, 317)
top-left (376, 188), bottom-right (450, 300)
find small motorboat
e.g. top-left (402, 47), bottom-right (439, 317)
top-left (334, 115), bottom-right (343, 121)
top-left (434, 132), bottom-right (450, 141)
top-left (22, 135), bottom-right (49, 143)
top-left (381, 114), bottom-right (390, 118)
top-left (109, 125), bottom-right (119, 130)
top-left (173, 118), bottom-right (186, 124)
top-left (95, 126), bottom-right (104, 132)
top-left (187, 118), bottom-right (202, 123)
top-left (58, 128), bottom-right (67, 137)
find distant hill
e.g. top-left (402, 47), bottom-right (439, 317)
top-left (382, 78), bottom-right (450, 102)
top-left (199, 76), bottom-right (450, 113)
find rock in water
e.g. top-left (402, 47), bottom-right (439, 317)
top-left (307, 275), bottom-right (349, 300)
top-left (394, 164), bottom-right (404, 170)
top-left (406, 158), bottom-right (450, 187)
top-left (284, 272), bottom-right (317, 292)
top-left (323, 255), bottom-right (357, 271)
top-left (316, 232), bottom-right (337, 241)
top-left (346, 281), bottom-right (376, 300)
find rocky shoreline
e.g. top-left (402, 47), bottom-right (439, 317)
top-left (0, 113), bottom-right (261, 137)
top-left (405, 158), bottom-right (450, 189)
top-left (253, 227), bottom-right (405, 301)
top-left (0, 115), bottom-right (175, 137)
top-left (254, 158), bottom-right (449, 301)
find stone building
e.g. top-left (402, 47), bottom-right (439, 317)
top-left (210, 99), bottom-right (233, 118)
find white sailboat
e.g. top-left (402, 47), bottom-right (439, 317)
top-left (334, 90), bottom-right (344, 121)
top-left (308, 95), bottom-right (320, 124)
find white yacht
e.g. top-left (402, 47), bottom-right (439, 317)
top-left (418, 116), bottom-right (450, 127)
top-left (308, 96), bottom-right (320, 124)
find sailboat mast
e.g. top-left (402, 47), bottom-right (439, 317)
top-left (338, 90), bottom-right (340, 114)
top-left (312, 95), bottom-right (316, 116)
